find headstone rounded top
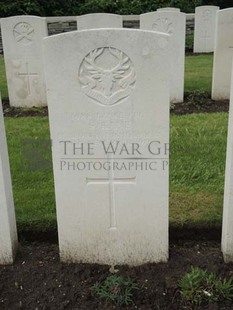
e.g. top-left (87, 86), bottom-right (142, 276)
top-left (217, 8), bottom-right (233, 13)
top-left (78, 13), bottom-right (121, 18)
top-left (157, 7), bottom-right (180, 12)
top-left (0, 15), bottom-right (46, 22)
top-left (140, 10), bottom-right (185, 18)
top-left (196, 5), bottom-right (220, 8)
top-left (44, 28), bottom-right (170, 45)
top-left (76, 13), bottom-right (123, 30)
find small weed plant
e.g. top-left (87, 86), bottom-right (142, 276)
top-left (91, 275), bottom-right (138, 306)
top-left (179, 267), bottom-right (233, 306)
top-left (185, 90), bottom-right (211, 108)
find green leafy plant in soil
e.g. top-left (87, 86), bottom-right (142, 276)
top-left (185, 90), bottom-right (213, 109)
top-left (179, 267), bottom-right (233, 306)
top-left (91, 275), bottom-right (138, 306)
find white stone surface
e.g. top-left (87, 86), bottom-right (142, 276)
top-left (76, 13), bottom-right (122, 30)
top-left (194, 6), bottom-right (219, 53)
top-left (1, 15), bottom-right (48, 107)
top-left (140, 11), bottom-right (185, 103)
top-left (0, 95), bottom-right (18, 264)
top-left (43, 28), bottom-right (170, 266)
top-left (157, 8), bottom-right (180, 12)
top-left (212, 9), bottom-right (233, 100)
top-left (222, 62), bottom-right (233, 262)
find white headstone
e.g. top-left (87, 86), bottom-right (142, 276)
top-left (43, 29), bottom-right (170, 266)
top-left (140, 11), bottom-right (185, 103)
top-left (157, 8), bottom-right (180, 12)
top-left (1, 16), bottom-right (48, 107)
top-left (212, 9), bottom-right (233, 100)
top-left (222, 62), bottom-right (233, 262)
top-left (76, 13), bottom-right (123, 30)
top-left (0, 95), bottom-right (18, 264)
top-left (194, 6), bottom-right (219, 53)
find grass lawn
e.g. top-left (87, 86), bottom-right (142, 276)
top-left (0, 55), bottom-right (8, 99)
top-left (185, 54), bottom-right (213, 93)
top-left (5, 117), bottom-right (56, 232)
top-left (4, 112), bottom-right (227, 232)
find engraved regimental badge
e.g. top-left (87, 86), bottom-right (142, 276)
top-left (79, 47), bottom-right (136, 106)
top-left (202, 9), bottom-right (212, 21)
top-left (13, 22), bottom-right (34, 45)
top-left (152, 18), bottom-right (174, 35)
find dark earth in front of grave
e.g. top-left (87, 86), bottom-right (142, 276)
top-left (1, 242), bottom-right (233, 310)
top-left (1, 97), bottom-right (230, 118)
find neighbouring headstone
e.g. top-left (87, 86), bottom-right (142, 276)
top-left (76, 13), bottom-right (123, 30)
top-left (0, 94), bottom-right (18, 264)
top-left (1, 16), bottom-right (48, 107)
top-left (140, 11), bottom-right (185, 103)
top-left (157, 8), bottom-right (180, 12)
top-left (212, 9), bottom-right (233, 100)
top-left (43, 29), bottom-right (170, 265)
top-left (194, 6), bottom-right (219, 53)
top-left (222, 62), bottom-right (233, 262)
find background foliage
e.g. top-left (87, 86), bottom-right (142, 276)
top-left (0, 0), bottom-right (232, 17)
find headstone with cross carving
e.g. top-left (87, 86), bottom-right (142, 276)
top-left (194, 6), bottom-right (219, 53)
top-left (222, 61), bottom-right (233, 262)
top-left (0, 94), bottom-right (18, 264)
top-left (1, 16), bottom-right (48, 107)
top-left (43, 28), bottom-right (170, 265)
top-left (140, 11), bottom-right (185, 103)
top-left (212, 8), bottom-right (233, 100)
top-left (76, 13), bottom-right (122, 30)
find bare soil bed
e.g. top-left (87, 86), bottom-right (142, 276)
top-left (1, 241), bottom-right (233, 310)
top-left (2, 97), bottom-right (230, 117)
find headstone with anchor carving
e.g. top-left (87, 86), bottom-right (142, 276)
top-left (1, 16), bottom-right (48, 107)
top-left (43, 29), bottom-right (170, 265)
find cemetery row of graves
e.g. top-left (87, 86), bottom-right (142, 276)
top-left (1, 6), bottom-right (233, 309)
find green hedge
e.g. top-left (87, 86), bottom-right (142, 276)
top-left (0, 0), bottom-right (232, 17)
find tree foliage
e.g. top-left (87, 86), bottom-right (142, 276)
top-left (0, 0), bottom-right (231, 17)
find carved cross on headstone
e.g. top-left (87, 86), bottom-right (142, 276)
top-left (18, 62), bottom-right (38, 94)
top-left (86, 156), bottom-right (136, 230)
